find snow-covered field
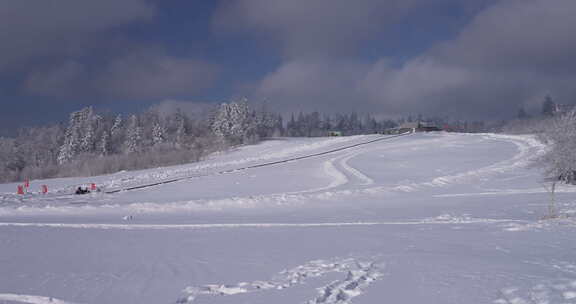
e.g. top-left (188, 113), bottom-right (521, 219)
top-left (2, 132), bottom-right (576, 304)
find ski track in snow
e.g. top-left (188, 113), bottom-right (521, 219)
top-left (0, 214), bottom-right (525, 230)
top-left (0, 294), bottom-right (78, 304)
top-left (176, 257), bottom-right (384, 304)
top-left (281, 147), bottom-right (373, 196)
top-left (339, 150), bottom-right (374, 186)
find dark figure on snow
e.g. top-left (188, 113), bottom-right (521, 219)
top-left (75, 187), bottom-right (90, 195)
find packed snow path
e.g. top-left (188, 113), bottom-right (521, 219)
top-left (2, 132), bottom-right (576, 304)
top-left (102, 133), bottom-right (409, 194)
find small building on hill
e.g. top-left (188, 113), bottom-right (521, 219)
top-left (384, 122), bottom-right (441, 134)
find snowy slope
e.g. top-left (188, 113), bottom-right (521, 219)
top-left (2, 132), bottom-right (576, 304)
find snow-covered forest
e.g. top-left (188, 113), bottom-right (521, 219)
top-left (502, 97), bottom-right (576, 189)
top-left (0, 101), bottom-right (402, 183)
top-left (3, 96), bottom-right (569, 185)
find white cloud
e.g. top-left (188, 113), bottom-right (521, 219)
top-left (255, 60), bottom-right (370, 112)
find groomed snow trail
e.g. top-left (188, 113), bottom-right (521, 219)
top-left (102, 133), bottom-right (408, 194)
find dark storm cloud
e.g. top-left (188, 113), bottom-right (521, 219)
top-left (362, 0), bottom-right (576, 118)
top-left (218, 0), bottom-right (576, 119)
top-left (432, 0), bottom-right (576, 72)
top-left (213, 0), bottom-right (424, 113)
top-left (0, 0), bottom-right (154, 70)
top-left (2, 0), bottom-right (575, 132)
top-left (25, 49), bottom-right (219, 100)
top-left (0, 1), bottom-right (221, 105)
top-left (214, 0), bottom-right (417, 59)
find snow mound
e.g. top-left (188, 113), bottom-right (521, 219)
top-left (0, 294), bottom-right (77, 304)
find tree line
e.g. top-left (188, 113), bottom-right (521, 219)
top-left (0, 101), bottom-right (406, 183)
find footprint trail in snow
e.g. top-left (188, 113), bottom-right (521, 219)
top-left (176, 257), bottom-right (384, 304)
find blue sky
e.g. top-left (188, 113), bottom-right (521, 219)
top-left (1, 0), bottom-right (575, 134)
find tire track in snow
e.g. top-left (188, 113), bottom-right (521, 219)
top-left (283, 153), bottom-right (350, 196)
top-left (281, 147), bottom-right (373, 197)
top-left (176, 257), bottom-right (384, 304)
top-left (338, 149), bottom-right (374, 186)
top-left (0, 294), bottom-right (77, 304)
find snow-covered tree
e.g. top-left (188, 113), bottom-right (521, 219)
top-left (540, 110), bottom-right (576, 182)
top-left (57, 106), bottom-right (102, 163)
top-left (537, 110), bottom-right (576, 217)
top-left (99, 132), bottom-right (110, 156)
top-left (111, 115), bottom-right (122, 137)
top-left (176, 116), bottom-right (186, 147)
top-left (211, 100), bottom-right (256, 143)
top-left (152, 122), bottom-right (165, 146)
top-left (57, 110), bottom-right (82, 164)
top-left (125, 115), bottom-right (142, 154)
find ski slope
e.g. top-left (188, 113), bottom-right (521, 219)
top-left (2, 132), bottom-right (576, 304)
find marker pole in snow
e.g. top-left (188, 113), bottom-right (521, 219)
top-left (17, 185), bottom-right (24, 195)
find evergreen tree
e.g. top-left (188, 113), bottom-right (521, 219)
top-left (125, 115), bottom-right (141, 153)
top-left (152, 122), bottom-right (165, 146)
top-left (211, 100), bottom-right (255, 143)
top-left (111, 115), bottom-right (122, 137)
top-left (99, 132), bottom-right (110, 156)
top-left (57, 109), bottom-right (83, 164)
